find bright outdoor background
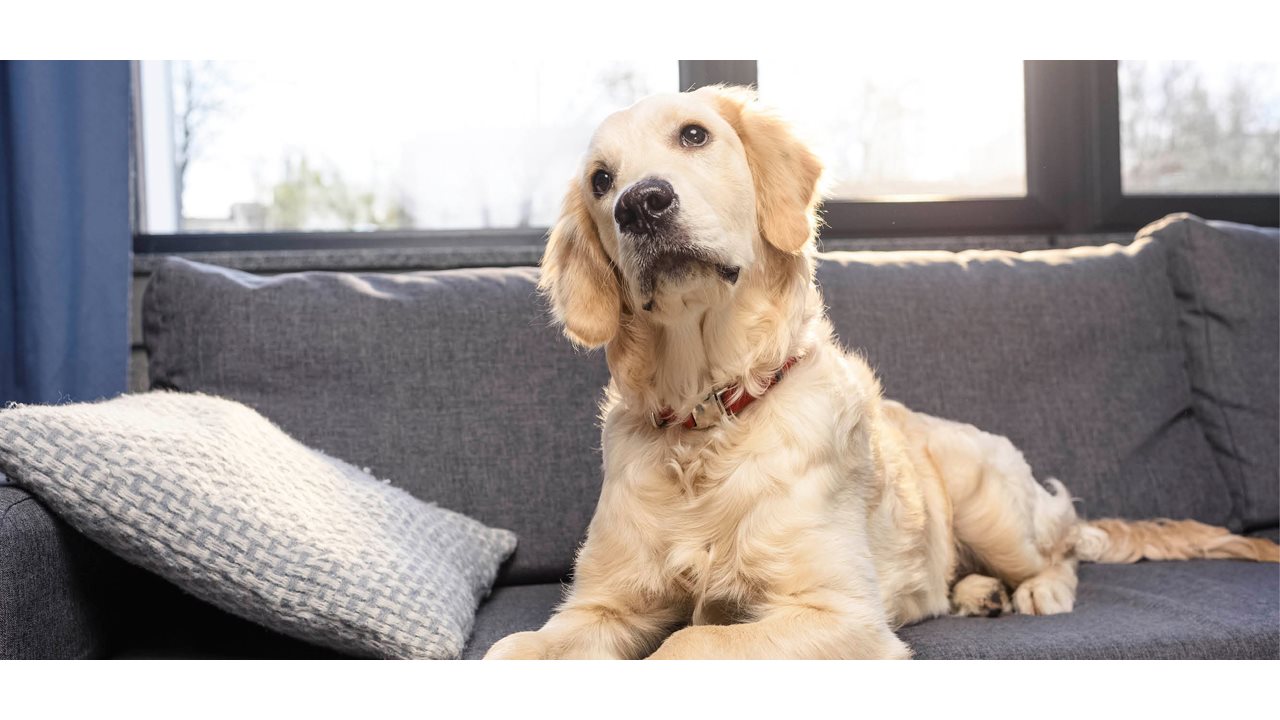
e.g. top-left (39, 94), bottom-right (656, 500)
top-left (757, 60), bottom-right (1027, 200)
top-left (138, 60), bottom-right (1280, 234)
top-left (1119, 61), bottom-right (1279, 194)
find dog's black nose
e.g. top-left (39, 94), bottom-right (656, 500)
top-left (614, 178), bottom-right (677, 236)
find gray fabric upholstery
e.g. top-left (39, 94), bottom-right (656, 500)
top-left (462, 583), bottom-right (567, 659)
top-left (0, 392), bottom-right (516, 659)
top-left (144, 258), bottom-right (609, 585)
top-left (902, 561), bottom-right (1280, 659)
top-left (1137, 213), bottom-right (1280, 531)
top-left (460, 561), bottom-right (1279, 660)
top-left (0, 484), bottom-right (113, 659)
top-left (816, 239), bottom-right (1232, 526)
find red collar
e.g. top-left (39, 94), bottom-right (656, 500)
top-left (652, 356), bottom-right (803, 430)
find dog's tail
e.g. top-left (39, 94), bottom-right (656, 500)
top-left (1074, 518), bottom-right (1279, 564)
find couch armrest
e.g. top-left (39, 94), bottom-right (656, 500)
top-left (0, 484), bottom-right (114, 658)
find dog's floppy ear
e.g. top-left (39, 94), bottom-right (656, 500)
top-left (539, 182), bottom-right (620, 348)
top-left (705, 85), bottom-right (823, 253)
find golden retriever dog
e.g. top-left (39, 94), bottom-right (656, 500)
top-left (485, 86), bottom-right (1280, 660)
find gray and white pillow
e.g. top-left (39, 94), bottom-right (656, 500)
top-left (0, 391), bottom-right (516, 659)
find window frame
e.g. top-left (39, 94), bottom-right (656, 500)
top-left (131, 59), bottom-right (1279, 255)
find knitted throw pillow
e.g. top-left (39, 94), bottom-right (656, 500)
top-left (0, 391), bottom-right (516, 659)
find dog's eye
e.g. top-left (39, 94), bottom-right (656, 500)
top-left (591, 169), bottom-right (614, 198)
top-left (680, 124), bottom-right (709, 147)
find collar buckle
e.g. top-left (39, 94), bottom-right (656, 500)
top-left (687, 387), bottom-right (730, 430)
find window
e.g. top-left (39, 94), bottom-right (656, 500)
top-left (138, 60), bottom-right (676, 234)
top-left (133, 60), bottom-right (1279, 253)
top-left (757, 60), bottom-right (1026, 200)
top-left (1119, 61), bottom-right (1279, 195)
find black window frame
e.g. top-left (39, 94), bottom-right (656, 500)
top-left (132, 60), bottom-right (1278, 255)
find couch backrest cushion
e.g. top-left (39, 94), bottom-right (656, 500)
top-left (1137, 213), bottom-right (1279, 530)
top-left (144, 258), bottom-right (609, 585)
top-left (147, 236), bottom-right (1238, 586)
top-left (816, 238), bottom-right (1233, 526)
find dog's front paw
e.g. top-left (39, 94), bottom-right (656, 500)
top-left (483, 631), bottom-right (552, 660)
top-left (1012, 575), bottom-right (1075, 615)
top-left (951, 574), bottom-right (1012, 618)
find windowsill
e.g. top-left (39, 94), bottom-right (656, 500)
top-left (131, 243), bottom-right (545, 274)
top-left (132, 232), bottom-right (1138, 276)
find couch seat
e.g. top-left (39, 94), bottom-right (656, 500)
top-left (462, 561), bottom-right (1279, 660)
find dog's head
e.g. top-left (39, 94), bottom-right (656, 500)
top-left (540, 86), bottom-right (823, 348)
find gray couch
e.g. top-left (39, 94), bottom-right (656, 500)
top-left (2, 213), bottom-right (1277, 659)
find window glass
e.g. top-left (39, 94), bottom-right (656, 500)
top-left (756, 61), bottom-right (1027, 200)
top-left (1120, 61), bottom-right (1280, 194)
top-left (139, 60), bottom-right (676, 233)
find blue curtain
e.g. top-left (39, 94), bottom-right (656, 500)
top-left (0, 61), bottom-right (132, 405)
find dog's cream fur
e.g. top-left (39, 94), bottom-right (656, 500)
top-left (485, 86), bottom-right (1279, 660)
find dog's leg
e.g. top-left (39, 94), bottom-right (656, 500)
top-left (646, 591), bottom-right (910, 660)
top-left (485, 593), bottom-right (687, 659)
top-left (922, 415), bottom-right (1080, 614)
top-left (950, 574), bottom-right (1012, 617)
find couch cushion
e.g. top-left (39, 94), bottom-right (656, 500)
top-left (460, 562), bottom-right (1279, 659)
top-left (144, 258), bottom-right (611, 585)
top-left (816, 239), bottom-right (1232, 525)
top-left (900, 560), bottom-right (1279, 659)
top-left (0, 391), bottom-right (516, 659)
top-left (1137, 213), bottom-right (1280, 531)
